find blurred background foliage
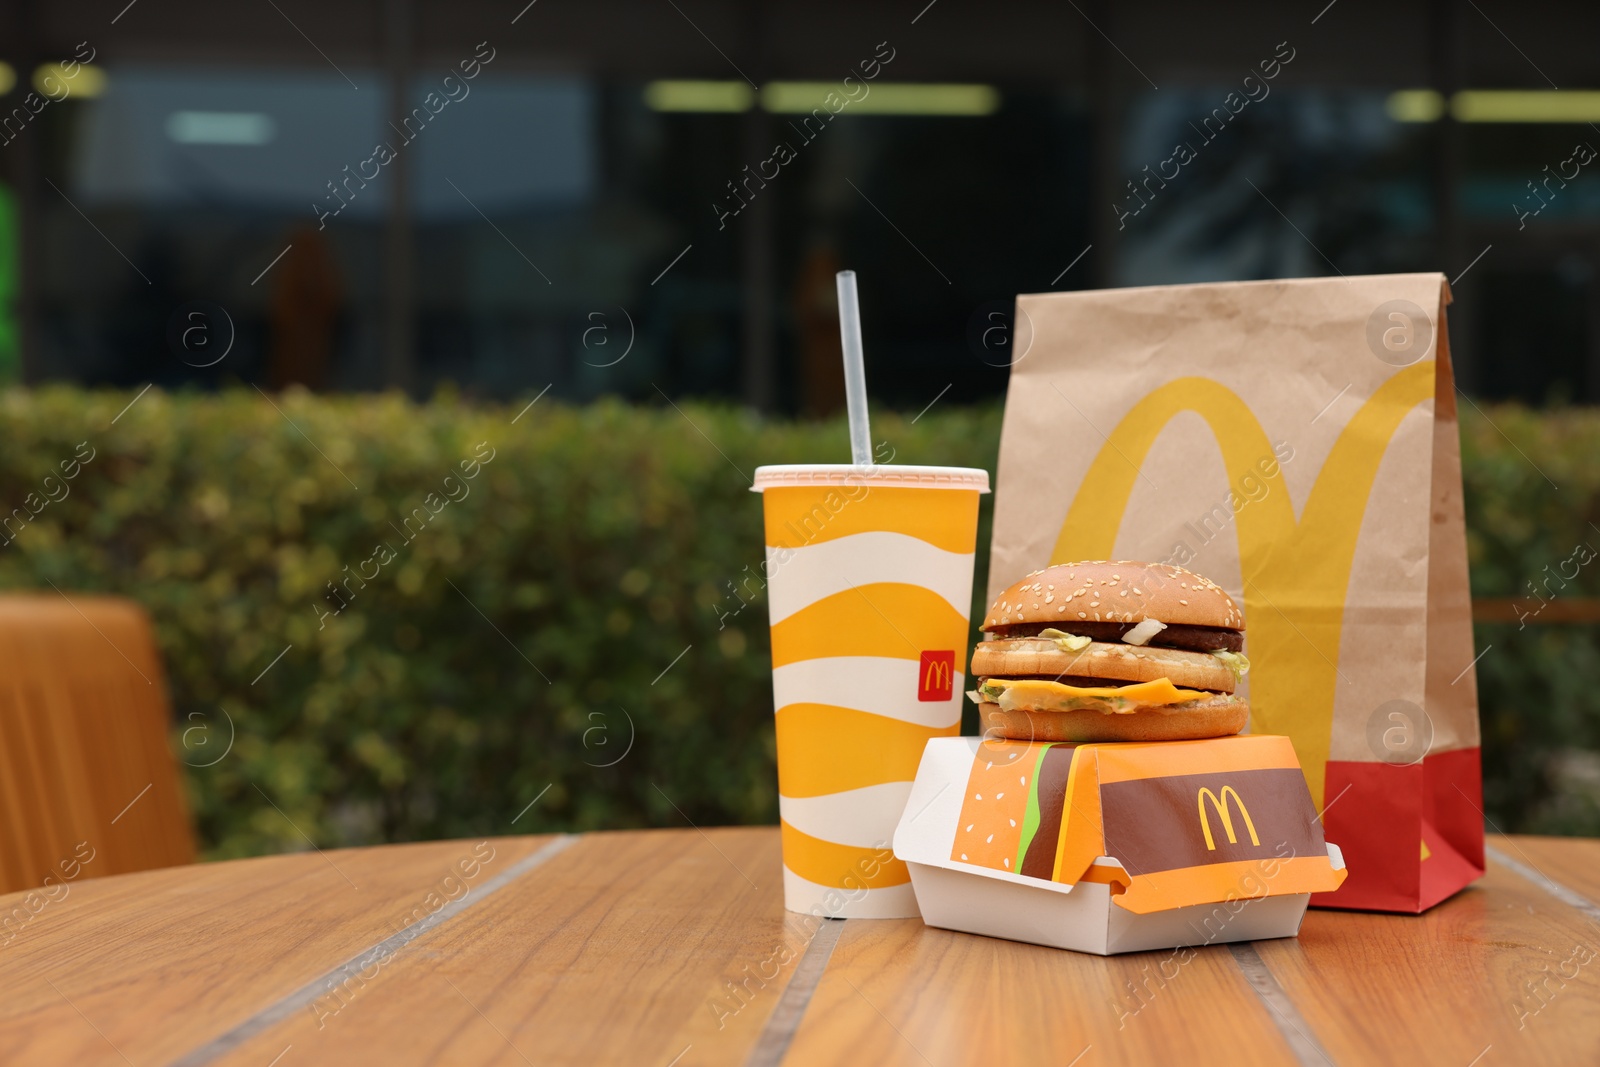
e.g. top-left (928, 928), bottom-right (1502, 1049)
top-left (1460, 405), bottom-right (1600, 835)
top-left (0, 387), bottom-right (998, 858)
top-left (0, 387), bottom-right (1593, 857)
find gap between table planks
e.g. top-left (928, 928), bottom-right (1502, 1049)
top-left (3, 829), bottom-right (1597, 1067)
top-left (777, 837), bottom-right (1600, 1067)
top-left (782, 912), bottom-right (1304, 1067)
top-left (0, 836), bottom-right (556, 1065)
top-left (206, 827), bottom-right (809, 1067)
top-left (1497, 833), bottom-right (1600, 917)
top-left (1250, 838), bottom-right (1600, 1067)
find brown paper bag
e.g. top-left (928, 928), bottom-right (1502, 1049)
top-left (990, 274), bottom-right (1484, 912)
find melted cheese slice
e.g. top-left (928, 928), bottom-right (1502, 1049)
top-left (981, 677), bottom-right (1212, 715)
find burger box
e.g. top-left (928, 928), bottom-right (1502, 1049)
top-left (892, 735), bottom-right (1347, 955)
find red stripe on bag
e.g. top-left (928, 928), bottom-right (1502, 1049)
top-left (1314, 748), bottom-right (1484, 913)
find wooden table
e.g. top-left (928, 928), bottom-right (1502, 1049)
top-left (0, 830), bottom-right (1595, 1066)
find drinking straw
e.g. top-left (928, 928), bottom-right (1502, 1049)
top-left (835, 270), bottom-right (873, 467)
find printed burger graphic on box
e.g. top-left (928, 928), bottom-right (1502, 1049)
top-left (893, 735), bottom-right (1347, 954)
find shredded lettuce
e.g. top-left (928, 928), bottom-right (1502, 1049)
top-left (1036, 628), bottom-right (1091, 652)
top-left (1211, 649), bottom-right (1251, 683)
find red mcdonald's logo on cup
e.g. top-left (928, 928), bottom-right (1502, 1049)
top-left (918, 651), bottom-right (955, 702)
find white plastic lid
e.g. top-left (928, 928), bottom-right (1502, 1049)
top-left (751, 464), bottom-right (990, 493)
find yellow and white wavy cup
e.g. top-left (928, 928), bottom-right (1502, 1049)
top-left (753, 464), bottom-right (989, 918)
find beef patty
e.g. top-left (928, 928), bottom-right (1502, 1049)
top-left (986, 619), bottom-right (1244, 654)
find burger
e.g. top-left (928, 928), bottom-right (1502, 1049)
top-left (970, 560), bottom-right (1250, 743)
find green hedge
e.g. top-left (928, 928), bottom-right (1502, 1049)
top-left (1459, 406), bottom-right (1600, 834)
top-left (0, 387), bottom-right (1594, 858)
top-left (0, 387), bottom-right (1000, 858)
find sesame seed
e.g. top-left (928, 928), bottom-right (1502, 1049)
top-left (961, 853), bottom-right (969, 860)
top-left (997, 792), bottom-right (1005, 799)
top-left (1009, 818), bottom-right (1016, 827)
top-left (1078, 611), bottom-right (1087, 618)
top-left (975, 793), bottom-right (983, 800)
top-left (987, 833), bottom-right (995, 843)
top-left (1059, 606), bottom-right (1067, 613)
top-left (1179, 599), bottom-right (1188, 605)
top-left (966, 823), bottom-right (974, 832)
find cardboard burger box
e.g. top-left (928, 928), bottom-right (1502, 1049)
top-left (893, 735), bottom-right (1347, 955)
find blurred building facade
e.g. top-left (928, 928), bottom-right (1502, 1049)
top-left (1, 0), bottom-right (1598, 410)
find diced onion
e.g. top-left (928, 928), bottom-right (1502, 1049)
top-left (1121, 618), bottom-right (1168, 646)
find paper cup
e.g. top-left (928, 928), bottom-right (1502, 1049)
top-left (753, 464), bottom-right (990, 918)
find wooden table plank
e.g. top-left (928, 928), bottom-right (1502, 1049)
top-left (209, 827), bottom-right (809, 1067)
top-left (0, 835), bottom-right (552, 1066)
top-left (4, 826), bottom-right (1597, 1067)
top-left (1498, 834), bottom-right (1600, 910)
top-left (1251, 844), bottom-right (1600, 1066)
top-left (781, 915), bottom-right (1300, 1066)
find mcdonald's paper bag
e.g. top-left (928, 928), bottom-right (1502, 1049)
top-left (989, 273), bottom-right (1484, 913)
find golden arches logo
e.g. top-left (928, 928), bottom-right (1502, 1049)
top-left (919, 650), bottom-right (955, 701)
top-left (1198, 786), bottom-right (1260, 850)
top-left (1050, 361), bottom-right (1438, 807)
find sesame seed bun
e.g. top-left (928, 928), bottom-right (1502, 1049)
top-left (970, 639), bottom-right (1236, 694)
top-left (978, 695), bottom-right (1250, 744)
top-left (983, 561), bottom-right (1243, 631)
